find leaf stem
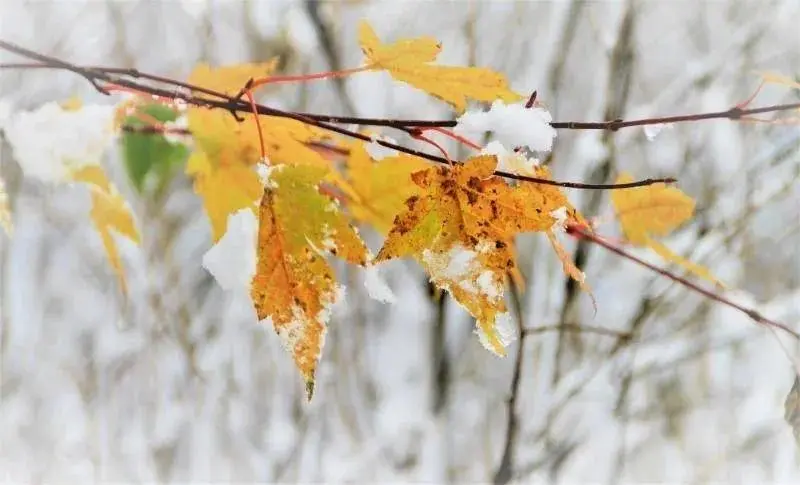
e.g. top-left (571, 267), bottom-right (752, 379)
top-left (249, 65), bottom-right (372, 88)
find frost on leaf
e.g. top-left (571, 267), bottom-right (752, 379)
top-left (456, 101), bottom-right (557, 152)
top-left (251, 164), bottom-right (368, 400)
top-left (364, 264), bottom-right (396, 304)
top-left (345, 140), bottom-right (428, 233)
top-left (375, 155), bottom-right (570, 356)
top-left (358, 21), bottom-right (523, 112)
top-left (71, 166), bottom-right (140, 295)
top-left (611, 172), bottom-right (724, 287)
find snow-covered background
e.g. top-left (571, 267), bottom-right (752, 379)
top-left (2, 1), bottom-right (800, 482)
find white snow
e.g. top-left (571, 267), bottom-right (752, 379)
top-left (476, 311), bottom-right (518, 352)
top-left (366, 135), bottom-right (400, 160)
top-left (201, 208), bottom-right (258, 291)
top-left (3, 4), bottom-right (800, 483)
top-left (3, 101), bottom-right (117, 183)
top-left (549, 206), bottom-right (568, 232)
top-left (256, 162), bottom-right (278, 188)
top-left (476, 270), bottom-right (501, 301)
top-left (643, 122), bottom-right (671, 141)
top-left (455, 100), bottom-right (557, 152)
top-left (364, 264), bottom-right (396, 304)
top-left (480, 140), bottom-right (539, 175)
top-left (162, 114), bottom-right (190, 145)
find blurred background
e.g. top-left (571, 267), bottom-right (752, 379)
top-left (2, 0), bottom-right (800, 482)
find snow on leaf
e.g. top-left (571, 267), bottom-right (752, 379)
top-left (481, 141), bottom-right (539, 175)
top-left (4, 101), bottom-right (117, 183)
top-left (375, 155), bottom-right (570, 356)
top-left (251, 164), bottom-right (368, 400)
top-left (70, 166), bottom-right (140, 295)
top-left (185, 151), bottom-right (263, 242)
top-left (358, 21), bottom-right (523, 113)
top-left (456, 101), bottom-right (557, 152)
top-left (345, 141), bottom-right (428, 233)
top-left (611, 172), bottom-right (724, 287)
top-left (202, 208), bottom-right (258, 292)
top-left (365, 135), bottom-right (399, 160)
top-left (364, 264), bottom-right (396, 304)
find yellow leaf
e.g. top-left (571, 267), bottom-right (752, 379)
top-left (59, 95), bottom-right (83, 112)
top-left (0, 176), bottom-right (12, 235)
top-left (376, 155), bottom-right (570, 356)
top-left (611, 172), bottom-right (724, 287)
top-left (761, 71), bottom-right (800, 91)
top-left (251, 164), bottom-right (368, 399)
top-left (186, 151), bottom-right (263, 242)
top-left (546, 231), bottom-right (593, 303)
top-left (611, 173), bottom-right (695, 245)
top-left (188, 60), bottom-right (279, 97)
top-left (358, 21), bottom-right (524, 112)
top-left (345, 141), bottom-right (429, 233)
top-left (71, 166), bottom-right (140, 294)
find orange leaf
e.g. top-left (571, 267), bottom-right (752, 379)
top-left (251, 164), bottom-right (368, 399)
top-left (376, 155), bottom-right (578, 355)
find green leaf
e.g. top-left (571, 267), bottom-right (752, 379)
top-left (121, 104), bottom-right (189, 193)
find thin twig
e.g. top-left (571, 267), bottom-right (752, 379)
top-left (3, 61), bottom-right (800, 131)
top-left (567, 224), bottom-right (800, 341)
top-left (0, 43), bottom-right (669, 191)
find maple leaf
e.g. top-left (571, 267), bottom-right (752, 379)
top-left (186, 151), bottom-right (263, 242)
top-left (188, 60), bottom-right (279, 97)
top-left (251, 164), bottom-right (368, 400)
top-left (358, 21), bottom-right (523, 112)
top-left (611, 172), bottom-right (724, 287)
top-left (376, 155), bottom-right (568, 355)
top-left (186, 63), bottom-right (355, 242)
top-left (345, 140), bottom-right (429, 233)
top-left (71, 165), bottom-right (140, 294)
top-left (516, 167), bottom-right (592, 294)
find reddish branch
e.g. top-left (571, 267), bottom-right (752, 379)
top-left (567, 224), bottom-right (800, 341)
top-left (2, 43), bottom-right (797, 342)
top-left (3, 41), bottom-right (777, 190)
